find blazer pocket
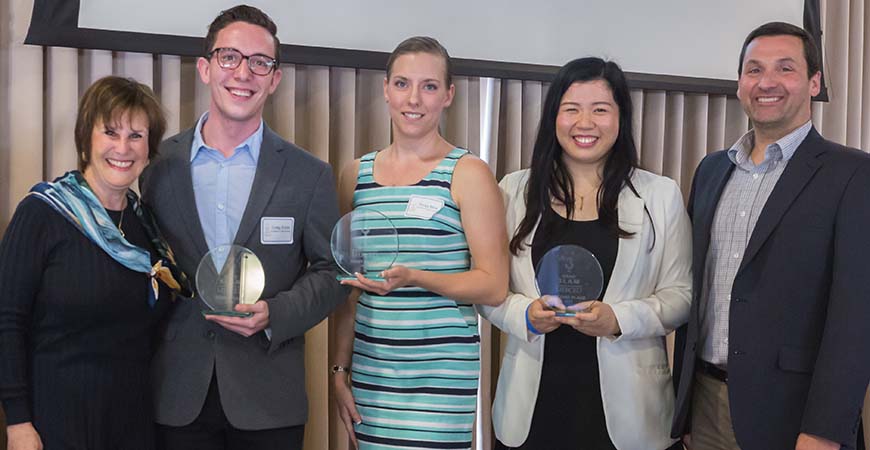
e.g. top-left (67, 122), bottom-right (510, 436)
top-left (777, 346), bottom-right (815, 374)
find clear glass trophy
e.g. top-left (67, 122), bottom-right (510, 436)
top-left (331, 207), bottom-right (399, 281)
top-left (195, 244), bottom-right (265, 317)
top-left (535, 244), bottom-right (604, 317)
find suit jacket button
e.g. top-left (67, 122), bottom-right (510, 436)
top-left (206, 330), bottom-right (216, 339)
top-left (732, 349), bottom-right (744, 356)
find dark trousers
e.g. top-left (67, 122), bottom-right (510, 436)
top-left (157, 373), bottom-right (304, 450)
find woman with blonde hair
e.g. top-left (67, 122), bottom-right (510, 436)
top-left (332, 37), bottom-right (509, 450)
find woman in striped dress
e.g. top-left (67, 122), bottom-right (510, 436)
top-left (332, 36), bottom-right (509, 450)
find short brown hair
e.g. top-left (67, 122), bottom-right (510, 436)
top-left (204, 5), bottom-right (280, 64)
top-left (386, 36), bottom-right (453, 86)
top-left (74, 76), bottom-right (166, 171)
top-left (739, 21), bottom-right (821, 78)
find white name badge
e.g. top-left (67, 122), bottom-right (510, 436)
top-left (260, 217), bottom-right (294, 245)
top-left (404, 195), bottom-right (445, 220)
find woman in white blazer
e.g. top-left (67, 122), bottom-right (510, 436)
top-left (479, 57), bottom-right (691, 450)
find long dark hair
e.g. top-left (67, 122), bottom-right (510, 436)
top-left (509, 57), bottom-right (641, 254)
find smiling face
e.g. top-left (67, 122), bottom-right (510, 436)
top-left (383, 52), bottom-right (454, 141)
top-left (555, 80), bottom-right (620, 172)
top-left (83, 110), bottom-right (150, 206)
top-left (197, 21), bottom-right (282, 130)
top-left (737, 34), bottom-right (820, 139)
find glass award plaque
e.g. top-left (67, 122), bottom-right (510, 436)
top-left (535, 244), bottom-right (604, 317)
top-left (331, 207), bottom-right (399, 281)
top-left (196, 244), bottom-right (265, 317)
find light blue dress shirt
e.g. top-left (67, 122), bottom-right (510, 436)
top-left (190, 112), bottom-right (262, 255)
top-left (191, 113), bottom-right (271, 337)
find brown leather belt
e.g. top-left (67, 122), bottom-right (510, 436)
top-left (697, 359), bottom-right (728, 383)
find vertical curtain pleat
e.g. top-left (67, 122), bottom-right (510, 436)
top-left (116, 52), bottom-right (153, 87)
top-left (270, 64), bottom-right (297, 141)
top-left (704, 95), bottom-right (727, 152)
top-left (81, 49), bottom-right (113, 89)
top-left (724, 97), bottom-right (750, 148)
top-left (175, 57), bottom-right (197, 131)
top-left (0, 0), bottom-right (11, 244)
top-left (467, 77), bottom-right (482, 157)
top-left (193, 58), bottom-right (211, 128)
top-left (821, 0), bottom-right (848, 142)
top-left (497, 79), bottom-right (524, 178)
top-left (520, 81), bottom-right (544, 170)
top-left (1, 0), bottom-right (869, 448)
top-left (327, 66), bottom-right (358, 172)
top-left (661, 92), bottom-right (686, 181)
top-left (678, 94), bottom-right (711, 197)
top-left (630, 90), bottom-right (645, 161)
top-left (846, 0), bottom-right (864, 148)
top-left (863, 0), bottom-right (870, 150)
top-left (812, 98), bottom-right (826, 131)
top-left (45, 47), bottom-right (79, 180)
top-left (1, 0), bottom-right (43, 235)
top-left (157, 55), bottom-right (183, 137)
top-left (355, 69), bottom-right (391, 156)
top-left (444, 76), bottom-right (470, 150)
top-left (480, 78), bottom-right (501, 172)
top-left (639, 91), bottom-right (667, 174)
top-left (296, 66), bottom-right (330, 161)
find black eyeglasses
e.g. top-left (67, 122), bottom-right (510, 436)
top-left (207, 47), bottom-right (277, 76)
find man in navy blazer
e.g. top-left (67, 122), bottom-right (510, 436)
top-left (672, 22), bottom-right (870, 450)
top-left (140, 5), bottom-right (347, 450)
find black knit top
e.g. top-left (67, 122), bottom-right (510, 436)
top-left (514, 205), bottom-right (618, 450)
top-left (0, 196), bottom-right (170, 450)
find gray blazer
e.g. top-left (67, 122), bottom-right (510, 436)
top-left (140, 125), bottom-right (348, 430)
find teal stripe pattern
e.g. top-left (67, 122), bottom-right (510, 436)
top-left (351, 148), bottom-right (479, 450)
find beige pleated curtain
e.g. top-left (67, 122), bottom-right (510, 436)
top-left (1, 0), bottom-right (868, 448)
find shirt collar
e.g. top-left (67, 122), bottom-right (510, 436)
top-left (727, 120), bottom-right (812, 169)
top-left (190, 112), bottom-right (264, 163)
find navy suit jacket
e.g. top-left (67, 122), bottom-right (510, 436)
top-left (672, 128), bottom-right (870, 449)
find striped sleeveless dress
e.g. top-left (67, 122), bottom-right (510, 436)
top-left (351, 148), bottom-right (480, 450)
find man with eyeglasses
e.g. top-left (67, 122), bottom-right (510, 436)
top-left (140, 5), bottom-right (347, 450)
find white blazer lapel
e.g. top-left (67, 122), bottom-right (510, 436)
top-left (515, 218), bottom-right (541, 299)
top-left (603, 186), bottom-right (645, 304)
top-left (507, 171), bottom-right (542, 300)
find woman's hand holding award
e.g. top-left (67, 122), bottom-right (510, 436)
top-left (196, 244), bottom-right (265, 318)
top-left (535, 245), bottom-right (604, 317)
top-left (331, 207), bottom-right (399, 281)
